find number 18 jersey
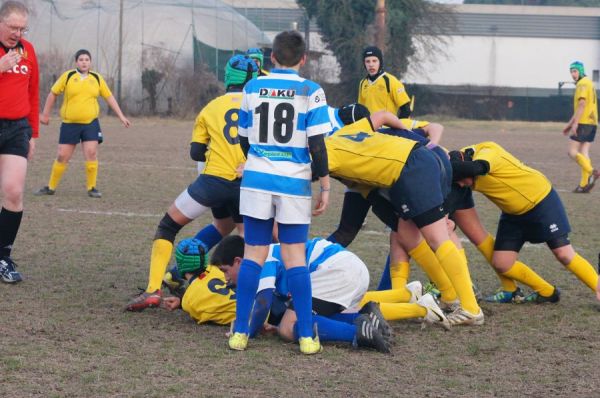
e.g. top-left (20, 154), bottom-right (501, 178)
top-left (238, 69), bottom-right (331, 198)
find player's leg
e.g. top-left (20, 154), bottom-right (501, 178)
top-left (389, 232), bottom-right (411, 290)
top-left (0, 153), bottom-right (27, 283)
top-left (551, 241), bottom-right (598, 293)
top-left (326, 190), bottom-right (371, 247)
top-left (398, 219), bottom-right (458, 305)
top-left (81, 119), bottom-right (101, 196)
top-left (126, 183), bottom-right (213, 311)
top-left (454, 207), bottom-right (519, 297)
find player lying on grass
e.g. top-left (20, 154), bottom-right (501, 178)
top-left (321, 110), bottom-right (483, 325)
top-left (125, 55), bottom-right (258, 312)
top-left (162, 236), bottom-right (450, 352)
top-left (450, 142), bottom-right (600, 303)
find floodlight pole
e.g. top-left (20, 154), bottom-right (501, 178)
top-left (117, 0), bottom-right (124, 104)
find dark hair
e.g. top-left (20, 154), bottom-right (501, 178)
top-left (272, 30), bottom-right (305, 67)
top-left (210, 235), bottom-right (245, 266)
top-left (75, 49), bottom-right (91, 61)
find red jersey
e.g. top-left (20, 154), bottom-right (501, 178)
top-left (0, 39), bottom-right (39, 137)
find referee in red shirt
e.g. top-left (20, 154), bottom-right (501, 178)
top-left (0, 1), bottom-right (39, 283)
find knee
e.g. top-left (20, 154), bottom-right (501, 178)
top-left (56, 155), bottom-right (70, 163)
top-left (329, 225), bottom-right (361, 247)
top-left (2, 182), bottom-right (24, 209)
top-left (554, 252), bottom-right (573, 266)
top-left (567, 148), bottom-right (578, 159)
top-left (278, 321), bottom-right (295, 342)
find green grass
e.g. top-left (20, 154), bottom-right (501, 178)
top-left (1, 117), bottom-right (599, 396)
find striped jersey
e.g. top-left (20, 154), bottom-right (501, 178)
top-left (327, 106), bottom-right (343, 136)
top-left (257, 238), bottom-right (352, 295)
top-left (238, 69), bottom-right (331, 198)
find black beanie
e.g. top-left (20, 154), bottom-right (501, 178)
top-left (337, 103), bottom-right (371, 126)
top-left (363, 46), bottom-right (383, 70)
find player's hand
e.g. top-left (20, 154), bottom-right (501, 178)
top-left (40, 114), bottom-right (50, 125)
top-left (312, 189), bottom-right (329, 216)
top-left (161, 296), bottom-right (181, 311)
top-left (562, 125), bottom-right (570, 135)
top-left (0, 49), bottom-right (21, 73)
top-left (120, 117), bottom-right (131, 128)
top-left (596, 278), bottom-right (600, 301)
top-left (27, 138), bottom-right (36, 160)
top-left (236, 162), bottom-right (245, 178)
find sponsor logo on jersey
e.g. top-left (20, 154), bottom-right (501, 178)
top-left (5, 64), bottom-right (29, 74)
top-left (259, 88), bottom-right (295, 100)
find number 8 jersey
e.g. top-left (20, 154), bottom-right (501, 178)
top-left (238, 69), bottom-right (331, 198)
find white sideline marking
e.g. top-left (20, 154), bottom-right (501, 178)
top-left (58, 208), bottom-right (162, 218)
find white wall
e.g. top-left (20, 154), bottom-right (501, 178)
top-left (406, 35), bottom-right (600, 90)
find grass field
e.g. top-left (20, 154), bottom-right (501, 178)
top-left (1, 117), bottom-right (600, 397)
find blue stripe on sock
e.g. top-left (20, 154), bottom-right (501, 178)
top-left (377, 254), bottom-right (392, 291)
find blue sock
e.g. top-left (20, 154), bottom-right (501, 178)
top-left (286, 266), bottom-right (313, 339)
top-left (325, 233), bottom-right (338, 244)
top-left (329, 312), bottom-right (360, 324)
top-left (294, 315), bottom-right (355, 342)
top-left (377, 254), bottom-right (392, 290)
top-left (193, 224), bottom-right (223, 252)
top-left (233, 259), bottom-right (262, 334)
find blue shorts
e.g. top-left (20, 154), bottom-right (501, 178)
top-left (0, 118), bottom-right (31, 158)
top-left (494, 188), bottom-right (571, 251)
top-left (59, 119), bottom-right (101, 144)
top-left (243, 216), bottom-right (309, 245)
top-left (570, 124), bottom-right (596, 143)
top-left (187, 174), bottom-right (242, 223)
top-left (389, 146), bottom-right (447, 228)
top-left (431, 145), bottom-right (451, 198)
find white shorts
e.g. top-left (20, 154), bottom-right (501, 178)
top-left (239, 189), bottom-right (311, 224)
top-left (174, 189), bottom-right (209, 220)
top-left (310, 251), bottom-right (370, 310)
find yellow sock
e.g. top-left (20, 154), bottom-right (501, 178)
top-left (48, 160), bottom-right (68, 190)
top-left (565, 253), bottom-right (599, 291)
top-left (435, 240), bottom-right (480, 314)
top-left (476, 234), bottom-right (518, 292)
top-left (379, 302), bottom-right (426, 321)
top-left (575, 153), bottom-right (593, 187)
top-left (409, 240), bottom-right (457, 302)
top-left (359, 288), bottom-right (412, 307)
top-left (390, 261), bottom-right (410, 290)
top-left (501, 261), bottom-right (554, 296)
top-left (146, 239), bottom-right (174, 292)
top-left (85, 160), bottom-right (99, 191)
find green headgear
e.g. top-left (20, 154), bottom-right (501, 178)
top-left (175, 238), bottom-right (207, 275)
top-left (246, 48), bottom-right (264, 66)
top-left (224, 55), bottom-right (258, 90)
top-left (570, 61), bottom-right (585, 78)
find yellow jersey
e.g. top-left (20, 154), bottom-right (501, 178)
top-left (51, 69), bottom-right (112, 124)
top-left (400, 118), bottom-right (429, 130)
top-left (181, 265), bottom-right (236, 325)
top-left (574, 76), bottom-right (598, 126)
top-left (326, 118), bottom-right (417, 188)
top-left (358, 72), bottom-right (410, 114)
top-left (191, 92), bottom-right (246, 181)
top-left (467, 142), bottom-right (552, 215)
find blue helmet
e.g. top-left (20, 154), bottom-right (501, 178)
top-left (224, 54), bottom-right (258, 89)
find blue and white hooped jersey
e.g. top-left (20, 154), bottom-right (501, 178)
top-left (256, 238), bottom-right (349, 296)
top-left (238, 69), bottom-right (331, 198)
top-left (327, 106), bottom-right (343, 136)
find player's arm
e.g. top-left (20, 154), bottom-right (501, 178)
top-left (423, 123), bottom-right (444, 144)
top-left (370, 111), bottom-right (409, 131)
top-left (40, 92), bottom-right (58, 125)
top-left (564, 98), bottom-right (586, 136)
top-left (392, 79), bottom-right (411, 116)
top-left (105, 95), bottom-right (131, 127)
top-left (308, 134), bottom-right (330, 216)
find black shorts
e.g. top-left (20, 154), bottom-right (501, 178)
top-left (59, 119), bottom-right (101, 144)
top-left (494, 188), bottom-right (571, 252)
top-left (445, 184), bottom-right (475, 218)
top-left (0, 118), bottom-right (32, 158)
top-left (187, 174), bottom-right (242, 223)
top-left (570, 124), bottom-right (596, 143)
